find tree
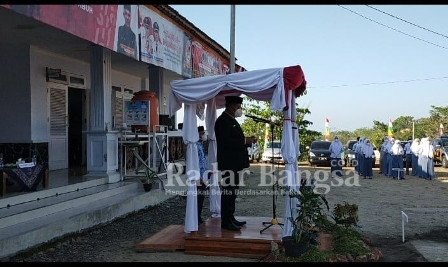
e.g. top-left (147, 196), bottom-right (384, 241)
top-left (430, 105), bottom-right (448, 136)
top-left (391, 116), bottom-right (414, 141)
top-left (430, 105), bottom-right (448, 120)
top-left (412, 105), bottom-right (448, 139)
top-left (370, 120), bottom-right (388, 147)
top-left (240, 100), bottom-right (448, 163)
top-left (329, 130), bottom-right (352, 145)
top-left (241, 97), bottom-right (320, 161)
top-left (415, 117), bottom-right (438, 138)
top-left (241, 97), bottom-right (280, 150)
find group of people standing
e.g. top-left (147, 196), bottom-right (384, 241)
top-left (332, 135), bottom-right (436, 180)
top-left (380, 137), bottom-right (405, 179)
top-left (380, 136), bottom-right (435, 180)
top-left (410, 137), bottom-right (435, 179)
top-left (327, 136), bottom-right (375, 179)
top-left (352, 137), bottom-right (375, 179)
top-left (328, 136), bottom-right (376, 179)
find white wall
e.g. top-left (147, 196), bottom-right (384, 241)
top-left (0, 44), bottom-right (31, 143)
top-left (1, 44), bottom-right (161, 144)
top-left (110, 71), bottom-right (142, 93)
top-left (30, 47), bottom-right (144, 142)
top-left (30, 47), bottom-right (90, 143)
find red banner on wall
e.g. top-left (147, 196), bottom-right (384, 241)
top-left (3, 4), bottom-right (141, 60)
top-left (192, 41), bottom-right (225, 77)
top-left (2, 4), bottom-right (241, 77)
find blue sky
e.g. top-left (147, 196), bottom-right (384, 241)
top-left (170, 5), bottom-right (448, 133)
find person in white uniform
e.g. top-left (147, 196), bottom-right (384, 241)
top-left (329, 136), bottom-right (344, 178)
top-left (410, 138), bottom-right (420, 176)
top-left (361, 139), bottom-right (374, 179)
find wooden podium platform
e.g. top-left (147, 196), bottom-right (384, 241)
top-left (136, 216), bottom-right (284, 259)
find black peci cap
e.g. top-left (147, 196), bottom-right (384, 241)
top-left (197, 126), bottom-right (205, 132)
top-left (225, 96), bottom-right (243, 104)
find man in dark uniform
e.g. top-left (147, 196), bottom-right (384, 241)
top-left (117, 5), bottom-right (137, 59)
top-left (215, 96), bottom-right (254, 231)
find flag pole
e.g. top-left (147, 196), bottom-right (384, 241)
top-left (230, 5), bottom-right (235, 74)
top-left (412, 121), bottom-right (415, 140)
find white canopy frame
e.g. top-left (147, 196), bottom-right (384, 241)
top-left (169, 65), bottom-right (307, 234)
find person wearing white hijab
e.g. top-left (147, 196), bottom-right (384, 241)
top-left (352, 136), bottom-right (361, 174)
top-left (361, 139), bottom-right (374, 179)
top-left (417, 137), bottom-right (425, 178)
top-left (410, 138), bottom-right (420, 176)
top-left (355, 137), bottom-right (365, 176)
top-left (379, 136), bottom-right (389, 174)
top-left (420, 137), bottom-right (435, 180)
top-left (390, 139), bottom-right (404, 179)
top-left (427, 137), bottom-right (435, 180)
top-left (385, 138), bottom-right (395, 177)
top-left (329, 136), bottom-right (344, 178)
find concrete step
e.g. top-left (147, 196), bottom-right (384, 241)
top-left (0, 177), bottom-right (108, 208)
top-left (0, 173), bottom-right (187, 260)
top-left (0, 181), bottom-right (138, 229)
top-left (0, 178), bottom-right (173, 259)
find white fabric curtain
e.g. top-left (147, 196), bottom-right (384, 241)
top-left (169, 65), bottom-right (306, 234)
top-left (183, 104), bottom-right (200, 233)
top-left (169, 68), bottom-right (286, 116)
top-left (281, 90), bottom-right (299, 237)
top-left (205, 99), bottom-right (221, 218)
top-left (196, 102), bottom-right (205, 121)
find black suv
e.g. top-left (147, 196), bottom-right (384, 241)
top-left (307, 141), bottom-right (331, 166)
top-left (433, 136), bottom-right (448, 168)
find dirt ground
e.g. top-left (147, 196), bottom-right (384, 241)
top-left (259, 163), bottom-right (448, 262)
top-left (10, 162), bottom-right (448, 262)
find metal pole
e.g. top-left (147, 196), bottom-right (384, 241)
top-left (230, 5), bottom-right (235, 74)
top-left (401, 211), bottom-right (408, 243)
top-left (412, 121), bottom-right (415, 140)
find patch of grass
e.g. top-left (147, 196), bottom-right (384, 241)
top-left (331, 225), bottom-right (370, 257)
top-left (274, 200), bottom-right (371, 262)
top-left (275, 225), bottom-right (370, 262)
top-left (298, 245), bottom-right (334, 262)
top-left (277, 245), bottom-right (334, 262)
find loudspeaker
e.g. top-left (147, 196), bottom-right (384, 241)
top-left (159, 115), bottom-right (173, 130)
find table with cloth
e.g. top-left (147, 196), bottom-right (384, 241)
top-left (1, 164), bottom-right (48, 196)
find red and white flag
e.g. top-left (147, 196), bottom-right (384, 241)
top-left (440, 123), bottom-right (445, 135)
top-left (324, 118), bottom-right (330, 141)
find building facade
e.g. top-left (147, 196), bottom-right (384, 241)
top-left (0, 5), bottom-right (244, 195)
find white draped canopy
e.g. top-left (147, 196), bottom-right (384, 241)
top-left (169, 65), bottom-right (307, 234)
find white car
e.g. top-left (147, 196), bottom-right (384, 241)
top-left (261, 140), bottom-right (284, 164)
